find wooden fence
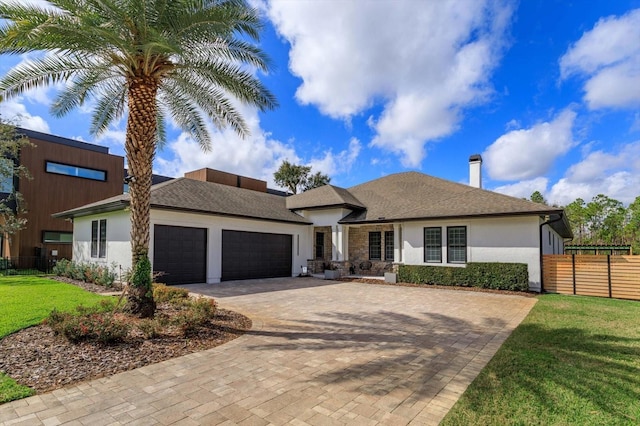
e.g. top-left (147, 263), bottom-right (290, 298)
top-left (543, 255), bottom-right (640, 301)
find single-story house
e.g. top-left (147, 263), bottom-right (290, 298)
top-left (54, 156), bottom-right (572, 291)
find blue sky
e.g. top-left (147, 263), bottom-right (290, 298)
top-left (1, 0), bottom-right (640, 205)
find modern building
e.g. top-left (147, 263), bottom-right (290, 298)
top-left (56, 158), bottom-right (572, 291)
top-left (1, 128), bottom-right (125, 260)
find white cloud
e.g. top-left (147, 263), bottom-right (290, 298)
top-left (0, 99), bottom-right (50, 133)
top-left (483, 109), bottom-right (576, 181)
top-left (493, 177), bottom-right (549, 199)
top-left (154, 105), bottom-right (360, 190)
top-left (560, 8), bottom-right (640, 109)
top-left (267, 0), bottom-right (513, 167)
top-left (307, 138), bottom-right (361, 177)
top-left (547, 142), bottom-right (640, 205)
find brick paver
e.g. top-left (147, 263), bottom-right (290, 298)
top-left (0, 279), bottom-right (536, 425)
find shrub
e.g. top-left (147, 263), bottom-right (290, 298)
top-left (53, 259), bottom-right (117, 288)
top-left (153, 283), bottom-right (190, 304)
top-left (397, 262), bottom-right (529, 291)
top-left (46, 309), bottom-right (130, 343)
top-left (136, 318), bottom-right (160, 339)
top-left (169, 297), bottom-right (217, 337)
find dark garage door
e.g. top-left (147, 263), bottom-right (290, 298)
top-left (153, 225), bottom-right (207, 285)
top-left (222, 230), bottom-right (292, 281)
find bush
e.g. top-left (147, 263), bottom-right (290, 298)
top-left (152, 283), bottom-right (190, 304)
top-left (397, 262), bottom-right (529, 291)
top-left (46, 308), bottom-right (130, 343)
top-left (53, 259), bottom-right (117, 288)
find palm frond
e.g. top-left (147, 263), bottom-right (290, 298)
top-left (89, 80), bottom-right (128, 135)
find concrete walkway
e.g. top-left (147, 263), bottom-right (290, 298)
top-left (0, 278), bottom-right (536, 425)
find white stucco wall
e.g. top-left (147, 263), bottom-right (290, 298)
top-left (72, 210), bottom-right (131, 280)
top-left (72, 209), bottom-right (312, 284)
top-left (541, 222), bottom-right (565, 255)
top-left (402, 216), bottom-right (546, 291)
top-left (299, 208), bottom-right (352, 260)
top-left (150, 209), bottom-right (312, 283)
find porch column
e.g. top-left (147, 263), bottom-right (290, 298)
top-left (332, 225), bottom-right (347, 261)
top-left (393, 223), bottom-right (402, 263)
top-left (343, 225), bottom-right (349, 261)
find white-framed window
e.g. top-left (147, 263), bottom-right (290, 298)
top-left (447, 226), bottom-right (467, 263)
top-left (424, 227), bottom-right (442, 263)
top-left (91, 219), bottom-right (107, 258)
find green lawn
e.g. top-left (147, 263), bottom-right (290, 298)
top-left (442, 294), bottom-right (640, 426)
top-left (0, 276), bottom-right (106, 403)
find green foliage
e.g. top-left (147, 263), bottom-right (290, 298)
top-left (274, 160), bottom-right (331, 194)
top-left (398, 263), bottom-right (529, 291)
top-left (46, 308), bottom-right (130, 343)
top-left (52, 259), bottom-right (117, 288)
top-left (442, 295), bottom-right (640, 425)
top-left (0, 0), bottom-right (276, 146)
top-left (529, 190), bottom-right (547, 204)
top-left (171, 297), bottom-right (217, 337)
top-left (152, 283), bottom-right (190, 304)
top-left (131, 255), bottom-right (151, 290)
top-left (0, 120), bottom-right (33, 238)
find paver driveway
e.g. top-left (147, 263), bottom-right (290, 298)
top-left (0, 278), bottom-right (536, 425)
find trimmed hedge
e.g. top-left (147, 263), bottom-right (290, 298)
top-left (397, 262), bottom-right (529, 291)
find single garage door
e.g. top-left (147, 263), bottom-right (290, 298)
top-left (222, 230), bottom-right (292, 281)
top-left (153, 225), bottom-right (207, 285)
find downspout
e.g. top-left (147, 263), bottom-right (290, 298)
top-left (539, 212), bottom-right (564, 293)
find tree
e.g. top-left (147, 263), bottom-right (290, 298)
top-left (625, 196), bottom-right (640, 254)
top-left (274, 160), bottom-right (330, 194)
top-left (0, 121), bottom-right (32, 247)
top-left (0, 0), bottom-right (276, 317)
top-left (584, 194), bottom-right (625, 245)
top-left (530, 191), bottom-right (547, 205)
top-left (565, 198), bottom-right (586, 244)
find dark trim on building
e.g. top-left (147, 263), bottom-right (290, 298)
top-left (17, 127), bottom-right (109, 154)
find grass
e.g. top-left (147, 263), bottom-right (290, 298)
top-left (442, 294), bottom-right (640, 426)
top-left (0, 276), bottom-right (106, 403)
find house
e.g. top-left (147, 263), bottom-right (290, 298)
top-left (55, 157), bottom-right (572, 291)
top-left (1, 128), bottom-right (125, 261)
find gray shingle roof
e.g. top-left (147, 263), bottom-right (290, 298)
top-left (54, 178), bottom-right (311, 225)
top-left (285, 184), bottom-right (366, 210)
top-left (340, 171), bottom-right (564, 222)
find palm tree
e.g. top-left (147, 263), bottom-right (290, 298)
top-left (0, 0), bottom-right (276, 317)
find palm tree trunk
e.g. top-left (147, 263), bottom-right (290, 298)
top-left (125, 76), bottom-right (158, 318)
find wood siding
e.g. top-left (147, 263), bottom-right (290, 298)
top-left (17, 137), bottom-right (124, 259)
top-left (543, 255), bottom-right (640, 301)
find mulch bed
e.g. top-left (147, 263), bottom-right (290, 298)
top-left (340, 277), bottom-right (538, 297)
top-left (0, 279), bottom-right (251, 394)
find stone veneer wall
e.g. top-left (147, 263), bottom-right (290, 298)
top-left (308, 226), bottom-right (333, 273)
top-left (348, 224), bottom-right (395, 276)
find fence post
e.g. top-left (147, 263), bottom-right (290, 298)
top-left (572, 254), bottom-right (576, 295)
top-left (607, 255), bottom-right (612, 298)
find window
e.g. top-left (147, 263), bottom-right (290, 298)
top-left (46, 161), bottom-right (106, 181)
top-left (447, 226), bottom-right (467, 263)
top-left (43, 231), bottom-right (72, 244)
top-left (315, 232), bottom-right (324, 259)
top-left (91, 219), bottom-right (107, 258)
top-left (424, 227), bottom-right (442, 263)
top-left (384, 231), bottom-right (394, 261)
top-left (369, 231), bottom-right (381, 260)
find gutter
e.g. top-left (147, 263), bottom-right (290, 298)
top-left (539, 212), bottom-right (565, 293)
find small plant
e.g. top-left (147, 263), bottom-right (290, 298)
top-left (136, 318), bottom-right (160, 339)
top-left (53, 259), bottom-right (117, 287)
top-left (152, 283), bottom-right (190, 304)
top-left (46, 307), bottom-right (129, 343)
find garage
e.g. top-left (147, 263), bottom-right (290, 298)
top-left (222, 230), bottom-right (292, 281)
top-left (153, 224), bottom-right (207, 285)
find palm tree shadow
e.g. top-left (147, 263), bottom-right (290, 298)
top-left (244, 310), bottom-right (508, 398)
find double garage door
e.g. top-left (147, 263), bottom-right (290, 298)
top-left (153, 225), bottom-right (292, 285)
